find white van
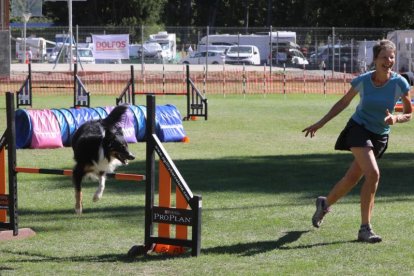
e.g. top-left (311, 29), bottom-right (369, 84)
top-left (225, 45), bottom-right (260, 65)
top-left (16, 37), bottom-right (48, 62)
top-left (147, 31), bottom-right (176, 62)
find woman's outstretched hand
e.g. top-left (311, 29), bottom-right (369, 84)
top-left (302, 121), bottom-right (323, 138)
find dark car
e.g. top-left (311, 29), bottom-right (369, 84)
top-left (309, 45), bottom-right (360, 73)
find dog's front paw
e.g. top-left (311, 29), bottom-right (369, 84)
top-left (93, 192), bottom-right (102, 202)
top-left (75, 207), bottom-right (82, 215)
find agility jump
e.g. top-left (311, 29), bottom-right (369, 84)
top-left (116, 65), bottom-right (208, 120)
top-left (0, 92), bottom-right (202, 257)
top-left (16, 63), bottom-right (90, 108)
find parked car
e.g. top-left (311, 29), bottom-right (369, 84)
top-left (272, 48), bottom-right (309, 67)
top-left (47, 46), bottom-right (61, 63)
top-left (67, 48), bottom-right (95, 64)
top-left (225, 45), bottom-right (260, 65)
top-left (137, 42), bottom-right (163, 63)
top-left (180, 50), bottom-right (226, 64)
top-left (309, 45), bottom-right (359, 72)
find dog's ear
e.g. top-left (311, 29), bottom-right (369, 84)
top-left (103, 104), bottom-right (129, 128)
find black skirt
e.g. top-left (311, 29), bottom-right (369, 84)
top-left (335, 119), bottom-right (389, 159)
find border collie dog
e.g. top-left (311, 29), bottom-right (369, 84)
top-left (71, 104), bottom-right (135, 214)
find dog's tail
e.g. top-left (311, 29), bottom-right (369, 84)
top-left (103, 104), bottom-right (129, 127)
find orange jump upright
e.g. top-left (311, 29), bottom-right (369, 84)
top-left (153, 160), bottom-right (188, 255)
top-left (160, 159), bottom-right (189, 239)
top-left (175, 184), bottom-right (188, 240)
top-left (158, 160), bottom-right (171, 238)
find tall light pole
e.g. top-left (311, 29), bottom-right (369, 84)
top-left (244, 0), bottom-right (249, 34)
top-left (45, 0), bottom-right (86, 71)
top-left (68, 0), bottom-right (73, 71)
top-left (22, 12), bottom-right (31, 64)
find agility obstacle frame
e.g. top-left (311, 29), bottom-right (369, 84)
top-left (0, 92), bottom-right (202, 257)
top-left (16, 63), bottom-right (90, 108)
top-left (116, 65), bottom-right (208, 121)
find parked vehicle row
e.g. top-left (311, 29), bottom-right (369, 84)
top-left (198, 32), bottom-right (297, 64)
top-left (180, 45), bottom-right (261, 65)
top-left (16, 31), bottom-right (177, 65)
top-left (16, 31), bottom-right (309, 67)
top-left (180, 44), bottom-right (309, 67)
top-left (190, 32), bottom-right (310, 66)
top-left (18, 28), bottom-right (414, 76)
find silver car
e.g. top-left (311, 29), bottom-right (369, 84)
top-left (181, 50), bottom-right (226, 64)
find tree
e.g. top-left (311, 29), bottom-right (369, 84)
top-left (42, 0), bottom-right (166, 26)
top-left (15, 0), bottom-right (414, 29)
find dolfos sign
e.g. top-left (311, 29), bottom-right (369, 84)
top-left (92, 34), bottom-right (129, 59)
top-left (95, 40), bottom-right (127, 50)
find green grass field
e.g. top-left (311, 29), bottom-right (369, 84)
top-left (1, 93), bottom-right (414, 275)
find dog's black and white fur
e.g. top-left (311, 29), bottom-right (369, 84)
top-left (71, 104), bottom-right (135, 214)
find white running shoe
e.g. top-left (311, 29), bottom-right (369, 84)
top-left (358, 224), bottom-right (382, 243)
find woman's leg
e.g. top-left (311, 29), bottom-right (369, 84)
top-left (312, 158), bottom-right (363, 228)
top-left (326, 160), bottom-right (364, 206)
top-left (350, 147), bottom-right (380, 225)
top-left (351, 147), bottom-right (382, 242)
top-left (314, 146), bottom-right (382, 242)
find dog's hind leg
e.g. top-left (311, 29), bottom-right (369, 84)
top-left (75, 190), bottom-right (83, 215)
top-left (93, 172), bottom-right (106, 202)
top-left (73, 165), bottom-right (84, 215)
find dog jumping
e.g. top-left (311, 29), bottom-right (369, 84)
top-left (71, 104), bottom-right (135, 214)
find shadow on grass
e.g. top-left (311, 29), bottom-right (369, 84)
top-left (38, 152), bottom-right (414, 199)
top-left (17, 205), bottom-right (146, 231)
top-left (169, 152), bottom-right (414, 198)
top-left (2, 231), bottom-right (357, 263)
top-left (203, 230), bottom-right (309, 256)
top-left (2, 232), bottom-right (361, 265)
top-left (202, 230), bottom-right (357, 256)
top-left (2, 221), bottom-right (360, 262)
top-left (20, 205), bottom-right (145, 218)
top-left (2, 248), bottom-right (192, 263)
top-left (0, 266), bottom-right (15, 272)
top-left (12, 151), bottom-right (414, 236)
